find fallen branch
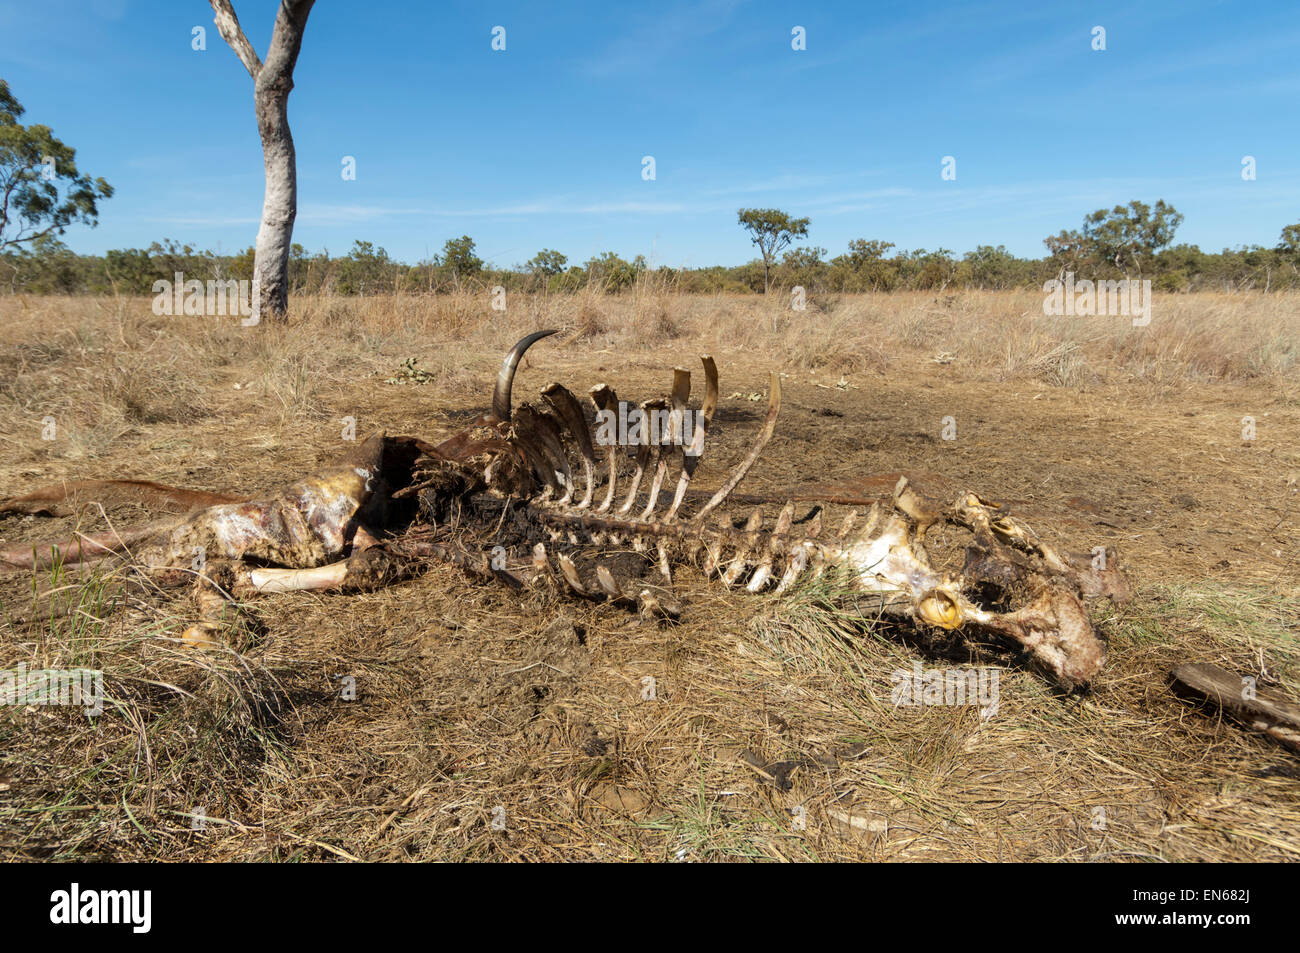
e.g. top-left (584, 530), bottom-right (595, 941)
top-left (1171, 662), bottom-right (1300, 753)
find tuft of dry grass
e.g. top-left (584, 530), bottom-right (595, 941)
top-left (5, 289), bottom-right (1294, 398)
top-left (0, 559), bottom-right (295, 860)
top-left (0, 290), bottom-right (1296, 861)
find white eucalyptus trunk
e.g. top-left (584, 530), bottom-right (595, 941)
top-left (210, 0), bottom-right (315, 323)
top-left (252, 76), bottom-right (297, 321)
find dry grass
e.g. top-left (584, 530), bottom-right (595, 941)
top-left (0, 290), bottom-right (1297, 862)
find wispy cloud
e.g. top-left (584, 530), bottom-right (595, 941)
top-left (292, 199), bottom-right (694, 224)
top-left (146, 215), bottom-right (260, 226)
top-left (576, 0), bottom-right (750, 77)
top-left (700, 172), bottom-right (865, 196)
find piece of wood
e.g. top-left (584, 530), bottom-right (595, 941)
top-left (1172, 662), bottom-right (1300, 753)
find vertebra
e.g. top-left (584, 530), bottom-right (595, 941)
top-left (0, 331), bottom-right (1128, 690)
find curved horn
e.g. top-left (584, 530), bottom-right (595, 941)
top-left (492, 329), bottom-right (558, 422)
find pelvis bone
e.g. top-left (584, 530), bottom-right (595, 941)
top-left (0, 331), bottom-right (1128, 690)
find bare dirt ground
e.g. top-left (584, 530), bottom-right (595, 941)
top-left (0, 290), bottom-right (1297, 861)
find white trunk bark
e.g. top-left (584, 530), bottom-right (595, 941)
top-left (210, 0), bottom-right (315, 323)
top-left (252, 77), bottom-right (297, 322)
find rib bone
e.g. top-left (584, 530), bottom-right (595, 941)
top-left (0, 332), bottom-right (1123, 691)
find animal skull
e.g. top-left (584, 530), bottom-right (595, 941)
top-left (0, 331), bottom-right (1128, 689)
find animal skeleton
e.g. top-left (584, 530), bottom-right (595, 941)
top-left (0, 331), bottom-right (1129, 690)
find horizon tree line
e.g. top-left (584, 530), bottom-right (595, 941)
top-left (4, 76), bottom-right (1300, 301)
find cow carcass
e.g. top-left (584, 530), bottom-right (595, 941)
top-left (0, 331), bottom-right (1129, 689)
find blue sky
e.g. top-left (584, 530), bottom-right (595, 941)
top-left (2, 0), bottom-right (1298, 267)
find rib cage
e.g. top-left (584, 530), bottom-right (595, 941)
top-left (0, 330), bottom-right (1130, 690)
top-left (393, 336), bottom-right (1126, 690)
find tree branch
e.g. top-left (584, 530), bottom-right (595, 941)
top-left (209, 0), bottom-right (263, 78)
top-left (0, 173), bottom-right (17, 242)
top-left (1, 222), bottom-right (59, 252)
top-left (261, 0), bottom-right (316, 85)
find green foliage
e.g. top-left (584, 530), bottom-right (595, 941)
top-left (962, 245), bottom-right (1022, 290)
top-left (1083, 199), bottom-right (1183, 274)
top-left (1045, 199), bottom-right (1184, 277)
top-left (830, 239), bottom-right (897, 291)
top-left (526, 248), bottom-right (567, 277)
top-left (103, 247), bottom-right (156, 292)
top-left (1278, 223), bottom-right (1300, 258)
top-left (0, 79), bottom-right (113, 251)
top-left (737, 207), bottom-right (811, 291)
top-left (335, 240), bottom-right (393, 295)
top-left (584, 251), bottom-right (643, 292)
top-left (4, 205), bottom-right (1300, 298)
top-left (551, 264), bottom-right (589, 293)
top-left (437, 235), bottom-right (483, 280)
top-left (383, 357), bottom-right (437, 385)
top-left (0, 234), bottom-right (80, 292)
top-left (778, 245), bottom-right (827, 291)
